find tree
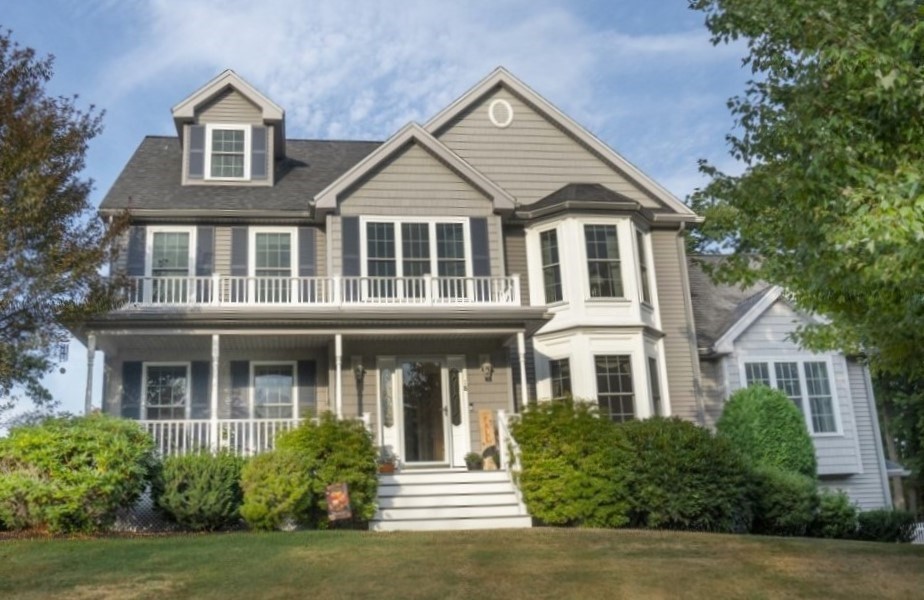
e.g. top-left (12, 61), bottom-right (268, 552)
top-left (688, 0), bottom-right (924, 378)
top-left (0, 29), bottom-right (123, 414)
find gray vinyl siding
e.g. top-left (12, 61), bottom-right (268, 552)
top-left (435, 86), bottom-right (662, 209)
top-left (214, 226), bottom-right (232, 276)
top-left (315, 227), bottom-right (327, 277)
top-left (818, 360), bottom-right (890, 509)
top-left (650, 228), bottom-right (700, 422)
top-left (332, 143), bottom-right (502, 277)
top-left (195, 88), bottom-right (263, 123)
top-left (503, 225), bottom-right (529, 304)
top-left (698, 358), bottom-right (725, 429)
top-left (728, 300), bottom-right (863, 476)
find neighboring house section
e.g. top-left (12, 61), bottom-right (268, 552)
top-left (689, 257), bottom-right (892, 510)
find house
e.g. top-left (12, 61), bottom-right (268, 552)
top-left (76, 67), bottom-right (891, 528)
top-left (689, 257), bottom-right (893, 510)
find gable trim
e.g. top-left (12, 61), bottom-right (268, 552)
top-left (172, 69), bottom-right (284, 126)
top-left (425, 67), bottom-right (700, 221)
top-left (313, 122), bottom-right (516, 214)
top-left (713, 286), bottom-right (784, 354)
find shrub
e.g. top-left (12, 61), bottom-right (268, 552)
top-left (717, 386), bottom-right (817, 478)
top-left (808, 489), bottom-right (858, 539)
top-left (240, 450), bottom-right (314, 531)
top-left (276, 413), bottom-right (378, 527)
top-left (854, 509), bottom-right (917, 543)
top-left (620, 417), bottom-right (752, 533)
top-left (0, 415), bottom-right (156, 533)
top-left (152, 452), bottom-right (246, 531)
top-left (511, 399), bottom-right (632, 528)
top-left (749, 465), bottom-right (818, 536)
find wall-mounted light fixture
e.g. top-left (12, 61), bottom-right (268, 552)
top-left (479, 354), bottom-right (493, 382)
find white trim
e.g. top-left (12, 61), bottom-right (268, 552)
top-left (204, 123), bottom-right (252, 182)
top-left (580, 221), bottom-right (629, 302)
top-left (488, 99), bottom-right (514, 128)
top-left (634, 226), bottom-right (655, 308)
top-left (535, 223), bottom-right (565, 305)
top-left (736, 354), bottom-right (844, 436)
top-left (713, 287), bottom-right (784, 354)
top-left (314, 123), bottom-right (515, 212)
top-left (423, 67), bottom-right (699, 220)
top-left (249, 360), bottom-right (298, 420)
top-left (171, 69), bottom-right (284, 122)
top-left (141, 362), bottom-right (192, 421)
top-left (145, 226), bottom-right (197, 278)
top-left (248, 226), bottom-right (299, 277)
top-left (863, 365), bottom-right (894, 507)
top-left (358, 216), bottom-right (473, 280)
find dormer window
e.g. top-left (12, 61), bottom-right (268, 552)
top-left (206, 124), bottom-right (250, 180)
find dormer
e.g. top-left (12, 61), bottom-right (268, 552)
top-left (172, 70), bottom-right (285, 186)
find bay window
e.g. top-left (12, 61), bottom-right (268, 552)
top-left (540, 229), bottom-right (563, 303)
top-left (584, 224), bottom-right (623, 298)
top-left (595, 354), bottom-right (634, 422)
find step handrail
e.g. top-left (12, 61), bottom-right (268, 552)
top-left (497, 409), bottom-right (528, 515)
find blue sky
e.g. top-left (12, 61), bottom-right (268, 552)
top-left (3, 0), bottom-right (750, 416)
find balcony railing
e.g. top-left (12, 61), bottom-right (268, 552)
top-left (120, 275), bottom-right (521, 308)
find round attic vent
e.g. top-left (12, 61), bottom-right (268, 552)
top-left (488, 99), bottom-right (514, 128)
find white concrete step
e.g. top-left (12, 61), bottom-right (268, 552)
top-left (381, 470), bottom-right (510, 485)
top-left (370, 515), bottom-right (532, 532)
top-left (377, 481), bottom-right (515, 497)
top-left (375, 504), bottom-right (523, 521)
top-left (378, 493), bottom-right (518, 509)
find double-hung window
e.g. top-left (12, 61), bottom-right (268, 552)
top-left (250, 228), bottom-right (296, 303)
top-left (144, 364), bottom-right (189, 420)
top-left (549, 358), bottom-right (571, 399)
top-left (584, 225), bottom-right (623, 298)
top-left (595, 355), bottom-right (635, 422)
top-left (636, 230), bottom-right (652, 304)
top-left (147, 227), bottom-right (195, 303)
top-left (206, 125), bottom-right (250, 180)
top-left (743, 359), bottom-right (839, 434)
top-left (252, 363), bottom-right (295, 419)
top-left (647, 357), bottom-right (662, 417)
top-left (540, 229), bottom-right (563, 303)
top-left (363, 219), bottom-right (470, 300)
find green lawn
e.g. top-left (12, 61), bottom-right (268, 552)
top-left (1, 528), bottom-right (922, 599)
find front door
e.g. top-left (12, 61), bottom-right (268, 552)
top-left (380, 357), bottom-right (469, 467)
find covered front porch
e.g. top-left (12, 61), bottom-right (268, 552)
top-left (84, 314), bottom-right (543, 462)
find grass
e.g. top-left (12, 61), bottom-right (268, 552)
top-left (0, 528), bottom-right (922, 599)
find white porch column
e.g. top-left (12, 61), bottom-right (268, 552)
top-left (335, 334), bottom-right (343, 419)
top-left (84, 333), bottom-right (96, 415)
top-left (210, 334), bottom-right (220, 451)
top-left (517, 331), bottom-right (529, 412)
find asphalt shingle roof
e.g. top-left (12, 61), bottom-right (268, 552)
top-left (526, 183), bottom-right (638, 210)
top-left (100, 136), bottom-right (382, 212)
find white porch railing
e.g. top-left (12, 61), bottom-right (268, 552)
top-left (120, 275), bottom-right (520, 308)
top-left (139, 413), bottom-right (373, 457)
top-left (497, 410), bottom-right (528, 515)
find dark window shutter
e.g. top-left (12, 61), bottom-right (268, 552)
top-left (470, 217), bottom-right (490, 276)
top-left (231, 227), bottom-right (248, 276)
top-left (126, 226), bottom-right (146, 276)
top-left (190, 361), bottom-right (211, 419)
top-left (196, 226), bottom-right (215, 276)
top-left (121, 361), bottom-right (143, 419)
top-left (188, 125), bottom-right (206, 179)
top-left (298, 227), bottom-right (317, 277)
top-left (342, 217), bottom-right (360, 276)
top-left (230, 360), bottom-right (250, 418)
top-left (298, 360), bottom-right (317, 418)
top-left (251, 126), bottom-right (267, 180)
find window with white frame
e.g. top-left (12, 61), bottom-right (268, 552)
top-left (584, 225), bottom-right (623, 298)
top-left (636, 230), bottom-right (652, 304)
top-left (549, 358), bottom-right (571, 398)
top-left (144, 364), bottom-right (189, 420)
top-left (363, 219), bottom-right (470, 299)
top-left (207, 125), bottom-right (250, 179)
top-left (147, 227), bottom-right (195, 303)
top-left (742, 359), bottom-right (839, 434)
top-left (647, 357), bottom-right (662, 417)
top-left (595, 354), bottom-right (634, 422)
top-left (252, 363), bottom-right (295, 419)
top-left (250, 228), bottom-right (296, 302)
top-left (540, 229), bottom-right (563, 303)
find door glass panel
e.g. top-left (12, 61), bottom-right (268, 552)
top-left (449, 368), bottom-right (462, 427)
top-left (402, 361), bottom-right (445, 462)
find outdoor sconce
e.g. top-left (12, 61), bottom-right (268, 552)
top-left (354, 363), bottom-right (366, 384)
top-left (480, 354), bottom-right (493, 382)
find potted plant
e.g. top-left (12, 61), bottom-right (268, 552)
top-left (377, 448), bottom-right (397, 474)
top-left (464, 452), bottom-right (484, 471)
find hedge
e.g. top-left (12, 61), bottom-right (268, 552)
top-left (240, 450), bottom-right (314, 531)
top-left (152, 452), bottom-right (246, 531)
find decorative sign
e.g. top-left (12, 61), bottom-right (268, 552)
top-left (325, 483), bottom-right (352, 521)
top-left (479, 410), bottom-right (497, 448)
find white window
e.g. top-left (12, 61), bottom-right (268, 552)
top-left (584, 224), bottom-right (623, 298)
top-left (252, 362), bottom-right (296, 419)
top-left (249, 227), bottom-right (297, 303)
top-left (741, 358), bottom-right (840, 435)
top-left (143, 363), bottom-right (190, 420)
top-left (647, 357), bottom-right (662, 417)
top-left (595, 354), bottom-right (634, 422)
top-left (635, 229), bottom-right (652, 304)
top-left (360, 218), bottom-right (471, 299)
top-left (540, 229), bottom-right (563, 303)
top-left (205, 124), bottom-right (251, 180)
top-left (548, 357), bottom-right (571, 399)
top-left (146, 226), bottom-right (196, 303)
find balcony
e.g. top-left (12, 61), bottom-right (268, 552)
top-left (118, 275), bottom-right (521, 308)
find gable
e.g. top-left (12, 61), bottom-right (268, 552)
top-left (735, 299), bottom-right (811, 355)
top-left (195, 88), bottom-right (263, 125)
top-left (340, 141), bottom-right (492, 217)
top-left (434, 85), bottom-right (665, 210)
